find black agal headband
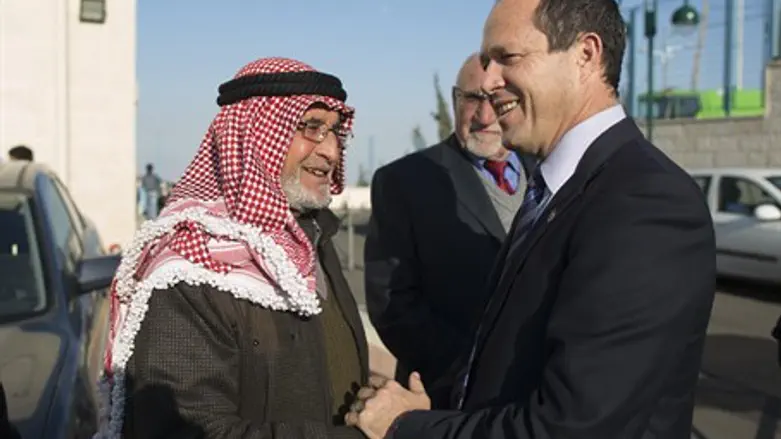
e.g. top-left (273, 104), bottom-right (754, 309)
top-left (216, 71), bottom-right (348, 106)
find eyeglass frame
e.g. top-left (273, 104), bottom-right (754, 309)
top-left (296, 118), bottom-right (353, 147)
top-left (452, 86), bottom-right (491, 108)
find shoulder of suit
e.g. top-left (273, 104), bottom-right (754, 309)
top-left (596, 137), bottom-right (702, 197)
top-left (373, 140), bottom-right (450, 182)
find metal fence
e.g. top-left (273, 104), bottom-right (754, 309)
top-left (619, 0), bottom-right (780, 133)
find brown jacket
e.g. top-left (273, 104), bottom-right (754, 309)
top-left (122, 209), bottom-right (369, 439)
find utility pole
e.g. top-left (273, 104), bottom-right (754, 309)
top-left (723, 0), bottom-right (735, 115)
top-left (644, 0), bottom-right (658, 142)
top-left (347, 208), bottom-right (354, 271)
top-left (691, 0), bottom-right (710, 90)
top-left (368, 136), bottom-right (375, 174)
top-left (626, 8), bottom-right (638, 117)
top-left (735, 0), bottom-right (745, 89)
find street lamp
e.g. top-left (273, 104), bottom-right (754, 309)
top-left (671, 1), bottom-right (701, 30)
top-left (643, 0), bottom-right (700, 141)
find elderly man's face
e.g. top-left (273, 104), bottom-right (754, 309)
top-left (453, 57), bottom-right (506, 160)
top-left (281, 105), bottom-right (343, 212)
top-left (480, 0), bottom-right (581, 156)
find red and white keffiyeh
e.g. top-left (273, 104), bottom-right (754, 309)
top-left (94, 57), bottom-right (355, 439)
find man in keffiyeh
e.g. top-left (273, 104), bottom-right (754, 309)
top-left (95, 57), bottom-right (370, 439)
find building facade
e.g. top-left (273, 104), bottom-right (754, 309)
top-left (637, 59), bottom-right (781, 169)
top-left (1, 0), bottom-right (137, 248)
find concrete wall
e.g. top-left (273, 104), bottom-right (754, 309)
top-left (331, 186), bottom-right (372, 211)
top-left (638, 60), bottom-right (781, 169)
top-left (1, 0), bottom-right (137, 248)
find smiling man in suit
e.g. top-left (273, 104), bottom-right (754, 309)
top-left (363, 53), bottom-right (531, 408)
top-left (348, 0), bottom-right (717, 438)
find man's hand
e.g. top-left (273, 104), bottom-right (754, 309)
top-left (345, 372), bottom-right (431, 439)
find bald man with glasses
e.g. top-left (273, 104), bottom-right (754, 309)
top-left (364, 53), bottom-right (533, 409)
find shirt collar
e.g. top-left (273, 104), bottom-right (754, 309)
top-left (293, 209), bottom-right (339, 242)
top-left (540, 104), bottom-right (626, 195)
top-left (464, 145), bottom-right (522, 173)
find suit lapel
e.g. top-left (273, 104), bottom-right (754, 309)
top-left (438, 136), bottom-right (507, 241)
top-left (473, 118), bottom-right (644, 352)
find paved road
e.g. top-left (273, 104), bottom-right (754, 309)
top-left (332, 210), bottom-right (781, 438)
top-left (693, 281), bottom-right (781, 439)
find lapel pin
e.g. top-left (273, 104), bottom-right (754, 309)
top-left (547, 209), bottom-right (557, 222)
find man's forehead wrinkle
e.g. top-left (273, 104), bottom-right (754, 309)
top-left (484, 23), bottom-right (513, 52)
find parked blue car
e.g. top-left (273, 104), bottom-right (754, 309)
top-left (0, 161), bottom-right (119, 439)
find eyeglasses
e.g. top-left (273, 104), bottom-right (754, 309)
top-left (452, 87), bottom-right (490, 108)
top-left (296, 119), bottom-right (352, 147)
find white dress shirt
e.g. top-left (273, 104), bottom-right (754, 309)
top-left (540, 104), bottom-right (627, 197)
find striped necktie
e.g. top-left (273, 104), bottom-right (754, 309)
top-left (509, 165), bottom-right (548, 245)
top-left (456, 165), bottom-right (547, 409)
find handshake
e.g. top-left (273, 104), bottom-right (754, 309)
top-left (345, 372), bottom-right (431, 439)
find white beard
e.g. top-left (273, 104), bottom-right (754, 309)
top-left (464, 134), bottom-right (506, 160)
top-left (282, 167), bottom-right (332, 212)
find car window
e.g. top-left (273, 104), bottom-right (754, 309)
top-left (52, 177), bottom-right (86, 233)
top-left (692, 175), bottom-right (711, 196)
top-left (0, 193), bottom-right (48, 322)
top-left (767, 176), bottom-right (781, 191)
top-left (717, 176), bottom-right (779, 216)
top-left (37, 175), bottom-right (82, 262)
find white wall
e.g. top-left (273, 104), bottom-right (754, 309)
top-left (0, 0), bottom-right (137, 248)
top-left (331, 186), bottom-right (372, 211)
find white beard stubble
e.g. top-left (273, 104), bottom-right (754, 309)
top-left (282, 166), bottom-right (332, 212)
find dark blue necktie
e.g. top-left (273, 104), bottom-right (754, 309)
top-left (456, 165), bottom-right (548, 409)
top-left (507, 166), bottom-right (548, 251)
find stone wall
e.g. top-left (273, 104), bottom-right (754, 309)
top-left (636, 60), bottom-right (781, 169)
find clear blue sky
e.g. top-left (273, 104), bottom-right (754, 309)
top-left (137, 0), bottom-right (769, 183)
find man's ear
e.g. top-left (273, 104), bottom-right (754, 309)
top-left (576, 32), bottom-right (604, 80)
